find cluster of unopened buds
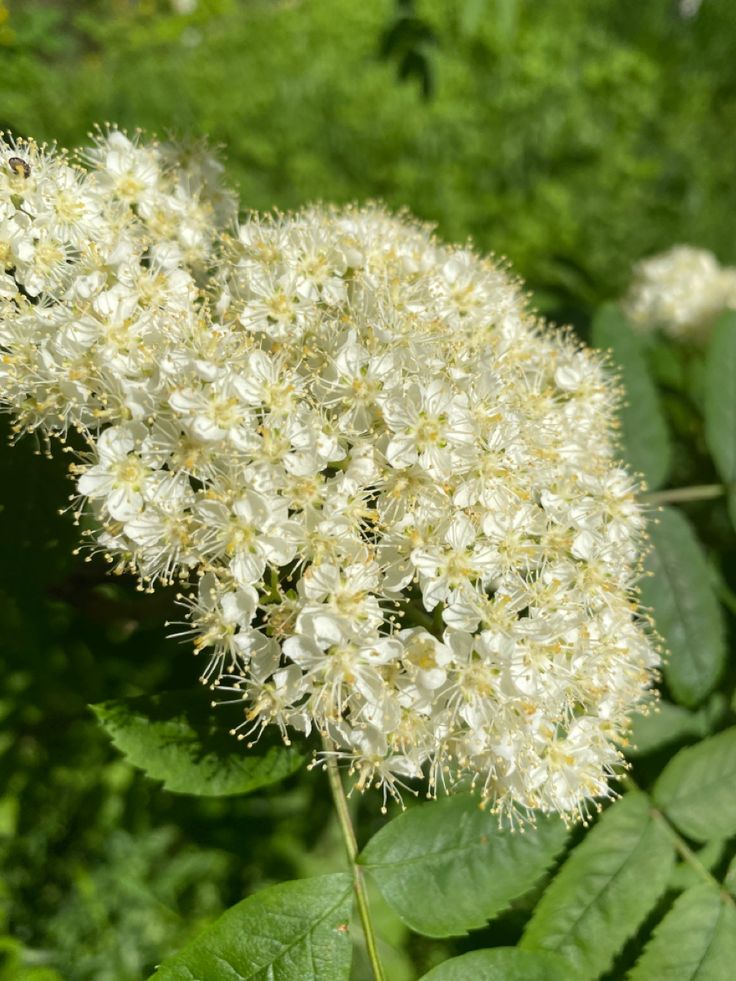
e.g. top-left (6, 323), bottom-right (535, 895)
top-left (0, 128), bottom-right (659, 819)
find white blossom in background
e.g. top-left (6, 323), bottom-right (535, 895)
top-left (171, 0), bottom-right (198, 14)
top-left (679, 0), bottom-right (704, 19)
top-left (624, 245), bottom-right (736, 342)
top-left (0, 128), bottom-right (659, 821)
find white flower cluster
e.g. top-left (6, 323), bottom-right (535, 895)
top-left (0, 130), bottom-right (658, 819)
top-left (624, 245), bottom-right (736, 342)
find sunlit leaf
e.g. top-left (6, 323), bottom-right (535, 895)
top-left (653, 727), bottom-right (736, 842)
top-left (520, 792), bottom-right (674, 977)
top-left (358, 794), bottom-right (567, 938)
top-left (419, 947), bottom-right (571, 981)
top-left (150, 874), bottom-right (353, 980)
top-left (92, 690), bottom-right (304, 796)
top-left (628, 885), bottom-right (736, 981)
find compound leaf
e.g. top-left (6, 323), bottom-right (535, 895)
top-left (520, 792), bottom-right (674, 978)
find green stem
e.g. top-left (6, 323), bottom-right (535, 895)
top-left (324, 744), bottom-right (386, 981)
top-left (643, 483), bottom-right (726, 505)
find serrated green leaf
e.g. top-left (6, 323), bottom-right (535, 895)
top-left (592, 303), bottom-right (671, 489)
top-left (357, 795), bottom-right (567, 938)
top-left (150, 874), bottom-right (353, 980)
top-left (705, 311), bottom-right (736, 488)
top-left (628, 884), bottom-right (736, 981)
top-left (520, 792), bottom-right (675, 978)
top-left (639, 508), bottom-right (725, 707)
top-left (625, 701), bottom-right (709, 757)
top-left (92, 690), bottom-right (304, 796)
top-left (419, 947), bottom-right (572, 981)
top-left (653, 727), bottom-right (736, 842)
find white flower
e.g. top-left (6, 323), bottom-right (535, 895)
top-left (86, 129), bottom-right (161, 206)
top-left (181, 573), bottom-right (259, 680)
top-left (77, 424), bottom-right (151, 521)
top-left (383, 380), bottom-right (476, 479)
top-left (412, 513), bottom-right (497, 611)
top-left (195, 493), bottom-right (299, 586)
top-left (400, 627), bottom-right (454, 695)
top-left (624, 245), bottom-right (736, 341)
top-left (295, 562), bottom-right (384, 645)
top-left (169, 375), bottom-right (255, 445)
top-left (0, 131), bottom-right (659, 819)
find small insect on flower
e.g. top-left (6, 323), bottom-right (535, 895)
top-left (8, 157), bottom-right (31, 179)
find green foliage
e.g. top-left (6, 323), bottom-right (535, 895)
top-left (626, 699), bottom-right (714, 757)
top-left (92, 691), bottom-right (304, 797)
top-left (358, 795), bottom-right (567, 937)
top-left (0, 432), bottom-right (328, 980)
top-left (704, 311), bottom-right (736, 481)
top-left (725, 855), bottom-right (736, 896)
top-left (591, 303), bottom-right (671, 488)
top-left (42, 828), bottom-right (232, 981)
top-left (639, 507), bottom-right (726, 706)
top-left (151, 874), bottom-right (354, 981)
top-left (419, 947), bottom-right (571, 981)
top-left (653, 728), bottom-right (736, 843)
top-left (705, 311), bottom-right (736, 528)
top-left (521, 793), bottom-right (675, 978)
top-left (668, 838), bottom-right (727, 893)
top-left (0, 937), bottom-right (63, 981)
top-left (628, 884), bottom-right (736, 980)
top-left (4, 2), bottom-right (736, 978)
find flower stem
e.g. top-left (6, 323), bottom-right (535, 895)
top-left (324, 746), bottom-right (386, 981)
top-left (643, 483), bottom-right (727, 505)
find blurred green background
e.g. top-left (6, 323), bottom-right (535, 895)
top-left (2, 1), bottom-right (736, 977)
